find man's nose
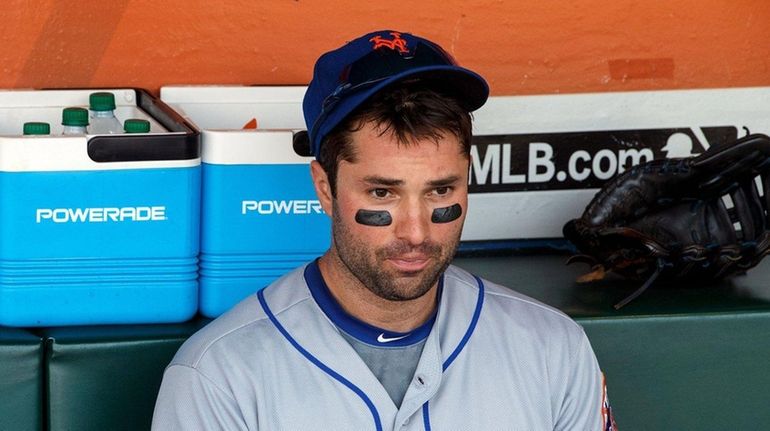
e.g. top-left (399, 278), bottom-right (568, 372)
top-left (393, 199), bottom-right (430, 246)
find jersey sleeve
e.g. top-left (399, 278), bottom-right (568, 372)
top-left (151, 364), bottom-right (250, 431)
top-left (553, 332), bottom-right (616, 431)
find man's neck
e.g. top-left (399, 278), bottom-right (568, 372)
top-left (317, 253), bottom-right (439, 333)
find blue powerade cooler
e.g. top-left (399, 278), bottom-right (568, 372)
top-left (161, 86), bottom-right (329, 317)
top-left (0, 89), bottom-right (200, 326)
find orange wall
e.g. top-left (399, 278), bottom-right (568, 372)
top-left (1, 0), bottom-right (769, 96)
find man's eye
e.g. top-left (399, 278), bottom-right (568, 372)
top-left (372, 189), bottom-right (389, 198)
top-left (434, 186), bottom-right (450, 196)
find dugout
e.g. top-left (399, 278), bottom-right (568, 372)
top-left (2, 2), bottom-right (770, 429)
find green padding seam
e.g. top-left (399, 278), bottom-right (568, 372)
top-left (42, 320), bottom-right (208, 431)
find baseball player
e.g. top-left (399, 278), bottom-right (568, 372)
top-left (152, 30), bottom-right (616, 430)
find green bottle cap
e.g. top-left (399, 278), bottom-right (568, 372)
top-left (23, 122), bottom-right (51, 135)
top-left (62, 107), bottom-right (89, 126)
top-left (89, 92), bottom-right (116, 111)
top-left (124, 118), bottom-right (151, 133)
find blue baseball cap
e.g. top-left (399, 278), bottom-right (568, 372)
top-left (303, 30), bottom-right (489, 157)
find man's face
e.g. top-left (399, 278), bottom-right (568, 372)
top-left (324, 121), bottom-right (469, 301)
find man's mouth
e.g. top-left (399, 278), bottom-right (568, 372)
top-left (387, 255), bottom-right (431, 272)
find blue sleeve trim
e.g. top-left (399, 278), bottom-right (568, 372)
top-left (442, 275), bottom-right (485, 371)
top-left (257, 289), bottom-right (383, 431)
top-left (423, 275), bottom-right (485, 430)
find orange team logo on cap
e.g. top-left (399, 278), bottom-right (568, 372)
top-left (369, 32), bottom-right (409, 53)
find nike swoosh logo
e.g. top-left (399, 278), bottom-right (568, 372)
top-left (377, 333), bottom-right (410, 343)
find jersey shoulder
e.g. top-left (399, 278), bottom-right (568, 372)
top-left (444, 264), bottom-right (586, 339)
top-left (169, 265), bottom-right (312, 369)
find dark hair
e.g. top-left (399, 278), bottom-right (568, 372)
top-left (318, 80), bottom-right (473, 196)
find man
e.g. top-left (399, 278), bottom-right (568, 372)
top-left (153, 30), bottom-right (615, 430)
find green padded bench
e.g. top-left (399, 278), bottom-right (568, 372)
top-left (41, 320), bottom-right (208, 431)
top-left (6, 254), bottom-right (767, 430)
top-left (0, 327), bottom-right (43, 431)
top-left (454, 254), bottom-right (770, 430)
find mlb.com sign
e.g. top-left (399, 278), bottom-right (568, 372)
top-left (469, 126), bottom-right (738, 193)
top-left (471, 142), bottom-right (653, 185)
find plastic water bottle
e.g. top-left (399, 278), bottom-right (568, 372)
top-left (23, 122), bottom-right (50, 135)
top-left (62, 108), bottom-right (89, 135)
top-left (89, 92), bottom-right (123, 134)
top-left (123, 118), bottom-right (151, 133)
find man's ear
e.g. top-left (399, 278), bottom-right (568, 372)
top-left (310, 160), bottom-right (333, 215)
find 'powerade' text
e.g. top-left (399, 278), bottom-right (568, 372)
top-left (241, 200), bottom-right (324, 215)
top-left (36, 206), bottom-right (167, 223)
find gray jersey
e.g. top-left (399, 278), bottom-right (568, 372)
top-left (152, 263), bottom-right (609, 430)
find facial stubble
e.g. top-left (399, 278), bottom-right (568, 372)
top-left (330, 202), bottom-right (461, 301)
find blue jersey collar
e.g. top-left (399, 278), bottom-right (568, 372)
top-left (304, 259), bottom-right (440, 347)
